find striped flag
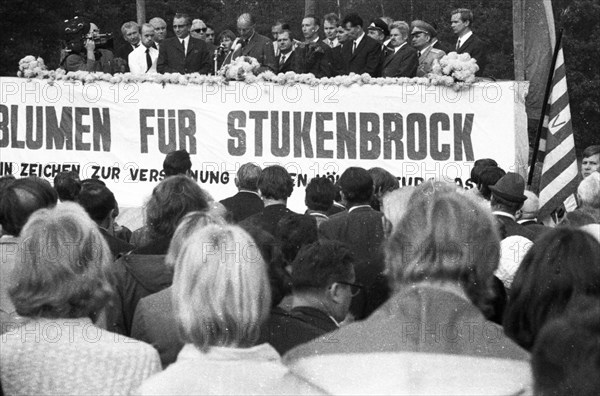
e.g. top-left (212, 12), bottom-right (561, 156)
top-left (537, 38), bottom-right (579, 221)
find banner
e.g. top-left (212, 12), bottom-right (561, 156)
top-left (0, 77), bottom-right (529, 222)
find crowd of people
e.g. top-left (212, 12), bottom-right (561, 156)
top-left (0, 144), bottom-right (598, 395)
top-left (60, 8), bottom-right (488, 78)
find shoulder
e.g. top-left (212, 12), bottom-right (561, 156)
top-left (254, 33), bottom-right (272, 45)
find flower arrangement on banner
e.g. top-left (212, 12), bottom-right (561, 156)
top-left (430, 52), bottom-right (479, 87)
top-left (218, 56), bottom-right (260, 81)
top-left (16, 55), bottom-right (478, 89)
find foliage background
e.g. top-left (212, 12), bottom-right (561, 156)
top-left (1, 0), bottom-right (597, 155)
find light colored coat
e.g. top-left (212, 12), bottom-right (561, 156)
top-left (416, 45), bottom-right (445, 77)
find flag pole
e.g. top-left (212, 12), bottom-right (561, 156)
top-left (527, 29), bottom-right (564, 187)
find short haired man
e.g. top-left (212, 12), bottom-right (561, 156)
top-left (490, 172), bottom-right (537, 241)
top-left (276, 29), bottom-right (302, 73)
top-left (148, 17), bottom-right (167, 43)
top-left (162, 149), bottom-right (192, 177)
top-left (239, 165), bottom-right (297, 236)
top-left (128, 24), bottom-right (159, 74)
top-left (411, 20), bottom-right (445, 77)
top-left (232, 13), bottom-right (277, 73)
top-left (299, 16), bottom-right (332, 78)
top-left (451, 8), bottom-right (487, 75)
top-left (190, 19), bottom-right (207, 40)
top-left (331, 24), bottom-right (350, 76)
top-left (53, 171), bottom-right (81, 202)
top-left (205, 25), bottom-right (215, 44)
top-left (157, 13), bottom-right (212, 74)
top-left (381, 21), bottom-right (418, 78)
top-left (115, 21), bottom-right (141, 68)
top-left (340, 13), bottom-right (381, 76)
top-left (305, 176), bottom-right (336, 227)
top-left (271, 20), bottom-right (286, 57)
top-left (323, 13), bottom-right (340, 48)
top-left (219, 163), bottom-right (264, 223)
top-left (366, 19), bottom-right (389, 44)
top-left (516, 190), bottom-right (551, 238)
top-left (581, 145), bottom-right (600, 179)
top-left (258, 241), bottom-right (357, 355)
top-left (77, 183), bottom-right (134, 258)
top-left (319, 167), bottom-right (387, 319)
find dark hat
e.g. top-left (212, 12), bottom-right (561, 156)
top-left (410, 20), bottom-right (437, 37)
top-left (367, 19), bottom-right (390, 37)
top-left (489, 172), bottom-right (527, 203)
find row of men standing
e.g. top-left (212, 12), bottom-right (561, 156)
top-left (110, 8), bottom-right (487, 77)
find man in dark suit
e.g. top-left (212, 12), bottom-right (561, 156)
top-left (340, 13), bottom-right (381, 76)
top-left (114, 21), bottom-right (141, 72)
top-left (451, 8), bottom-right (487, 76)
top-left (220, 163), bottom-right (264, 223)
top-left (319, 167), bottom-right (388, 319)
top-left (157, 13), bottom-right (212, 74)
top-left (381, 21), bottom-right (418, 78)
top-left (232, 13), bottom-right (277, 73)
top-left (490, 172), bottom-right (537, 241)
top-left (516, 190), bottom-right (552, 240)
top-left (298, 16), bottom-right (332, 78)
top-left (240, 165), bottom-right (297, 236)
top-left (275, 29), bottom-right (302, 74)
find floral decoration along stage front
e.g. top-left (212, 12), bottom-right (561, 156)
top-left (16, 52), bottom-right (479, 90)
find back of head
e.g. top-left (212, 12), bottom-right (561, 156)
top-left (471, 158), bottom-right (498, 184)
top-left (368, 167), bottom-right (399, 196)
top-left (172, 224), bottom-right (270, 351)
top-left (305, 177), bottom-right (336, 212)
top-left (237, 162), bottom-right (262, 191)
top-left (577, 172), bottom-right (600, 209)
top-left (478, 166), bottom-right (506, 200)
top-left (381, 186), bottom-right (416, 231)
top-left (257, 165), bottom-right (293, 200)
top-left (385, 181), bottom-right (500, 306)
top-left (76, 183), bottom-right (116, 224)
top-left (145, 175), bottom-right (210, 240)
top-left (342, 13), bottom-right (363, 28)
top-left (504, 227), bottom-right (600, 350)
top-left (520, 190), bottom-right (540, 219)
top-left (338, 167), bottom-right (373, 205)
top-left (532, 297), bottom-right (600, 396)
top-left (291, 240), bottom-right (355, 292)
top-left (0, 177), bottom-right (58, 236)
top-left (53, 171), bottom-right (81, 201)
top-left (9, 202), bottom-right (112, 319)
top-left (163, 149), bottom-right (192, 177)
top-left (276, 214), bottom-right (318, 264)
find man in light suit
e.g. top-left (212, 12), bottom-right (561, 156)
top-left (381, 21), bottom-right (418, 78)
top-left (232, 13), bottom-right (277, 73)
top-left (451, 8), bottom-right (487, 76)
top-left (410, 20), bottom-right (445, 77)
top-left (157, 13), bottom-right (212, 74)
top-left (128, 24), bottom-right (159, 74)
top-left (340, 13), bottom-right (381, 76)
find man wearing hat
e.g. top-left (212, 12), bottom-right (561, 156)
top-left (410, 20), bottom-right (445, 77)
top-left (490, 172), bottom-right (537, 241)
top-left (367, 19), bottom-right (389, 46)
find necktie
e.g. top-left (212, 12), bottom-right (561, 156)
top-left (456, 38), bottom-right (461, 50)
top-left (352, 41), bottom-right (357, 54)
top-left (279, 55), bottom-right (286, 66)
top-left (181, 39), bottom-right (186, 54)
top-left (417, 50), bottom-right (421, 58)
top-left (145, 47), bottom-right (152, 72)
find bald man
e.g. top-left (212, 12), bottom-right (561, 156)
top-left (231, 13), bottom-right (276, 73)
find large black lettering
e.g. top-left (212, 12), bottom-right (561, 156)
top-left (178, 109), bottom-right (196, 154)
top-left (316, 112), bottom-right (333, 158)
top-left (406, 113), bottom-right (427, 160)
top-left (454, 113), bottom-right (475, 161)
top-left (293, 112), bottom-right (313, 158)
top-left (271, 111), bottom-right (290, 157)
top-left (430, 113), bottom-right (450, 161)
top-left (74, 107), bottom-right (90, 151)
top-left (336, 112), bottom-right (356, 159)
top-left (92, 108), bottom-right (111, 152)
top-left (383, 113), bottom-right (403, 160)
top-left (25, 107), bottom-right (43, 150)
top-left (139, 109), bottom-right (154, 153)
top-left (46, 107), bottom-right (73, 150)
top-left (249, 111), bottom-right (268, 156)
top-left (359, 112), bottom-right (380, 159)
top-left (227, 111), bottom-right (246, 156)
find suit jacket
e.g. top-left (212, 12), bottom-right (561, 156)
top-left (433, 39), bottom-right (452, 54)
top-left (381, 43), bottom-right (419, 78)
top-left (157, 36), bottom-right (212, 74)
top-left (99, 227), bottom-right (134, 259)
top-left (341, 34), bottom-right (381, 76)
top-left (319, 206), bottom-right (387, 318)
top-left (239, 204), bottom-right (297, 237)
top-left (494, 213), bottom-right (537, 241)
top-left (276, 50), bottom-right (303, 74)
top-left (297, 39), bottom-right (332, 78)
top-left (456, 33), bottom-right (487, 76)
top-left (115, 43), bottom-right (137, 61)
top-left (128, 44), bottom-right (159, 74)
top-left (219, 191), bottom-right (264, 223)
top-left (232, 32), bottom-right (277, 73)
top-left (416, 45), bottom-right (445, 77)
top-left (330, 45), bottom-right (346, 76)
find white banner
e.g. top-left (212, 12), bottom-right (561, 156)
top-left (0, 77), bottom-right (529, 222)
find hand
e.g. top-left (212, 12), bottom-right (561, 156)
top-left (85, 38), bottom-right (96, 54)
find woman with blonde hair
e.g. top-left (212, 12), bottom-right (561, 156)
top-left (137, 224), bottom-right (315, 394)
top-left (0, 203), bottom-right (160, 395)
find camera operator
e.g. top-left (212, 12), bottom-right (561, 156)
top-left (61, 17), bottom-right (117, 73)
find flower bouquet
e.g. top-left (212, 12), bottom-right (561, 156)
top-left (218, 56), bottom-right (260, 81)
top-left (17, 55), bottom-right (47, 78)
top-left (430, 52), bottom-right (479, 87)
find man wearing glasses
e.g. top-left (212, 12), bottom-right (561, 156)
top-left (190, 19), bottom-right (207, 40)
top-left (157, 13), bottom-right (212, 74)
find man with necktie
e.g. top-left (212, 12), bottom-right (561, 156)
top-left (128, 24), bottom-right (159, 74)
top-left (340, 13), bottom-right (381, 76)
top-left (451, 8), bottom-right (487, 76)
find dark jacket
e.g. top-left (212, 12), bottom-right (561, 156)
top-left (381, 43), bottom-right (419, 78)
top-left (341, 34), bottom-right (382, 75)
top-left (220, 191), bottom-right (264, 223)
top-left (239, 204), bottom-right (297, 237)
top-left (494, 213), bottom-right (537, 241)
top-left (232, 32), bottom-right (277, 73)
top-left (157, 36), bottom-right (212, 74)
top-left (456, 33), bottom-right (488, 76)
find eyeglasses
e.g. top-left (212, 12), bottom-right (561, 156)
top-left (192, 28), bottom-right (207, 33)
top-left (336, 281), bottom-right (363, 297)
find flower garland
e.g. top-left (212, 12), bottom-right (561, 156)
top-left (16, 54), bottom-right (478, 90)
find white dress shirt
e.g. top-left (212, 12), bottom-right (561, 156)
top-left (128, 43), bottom-right (159, 74)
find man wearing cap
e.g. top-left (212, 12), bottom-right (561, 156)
top-left (410, 20), bottom-right (445, 77)
top-left (381, 21), bottom-right (418, 78)
top-left (451, 8), bottom-right (487, 76)
top-left (367, 19), bottom-right (389, 45)
top-left (340, 13), bottom-right (381, 76)
top-left (490, 173), bottom-right (537, 241)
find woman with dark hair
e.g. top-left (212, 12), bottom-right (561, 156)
top-left (0, 204), bottom-right (160, 394)
top-left (368, 167), bottom-right (399, 211)
top-left (503, 227), bottom-right (600, 351)
top-left (216, 29), bottom-right (237, 70)
top-left (106, 175), bottom-right (211, 336)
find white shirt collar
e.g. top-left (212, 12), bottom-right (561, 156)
top-left (458, 30), bottom-right (473, 46)
top-left (492, 211), bottom-right (516, 221)
top-left (348, 204), bottom-right (371, 213)
top-left (353, 31), bottom-right (365, 47)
